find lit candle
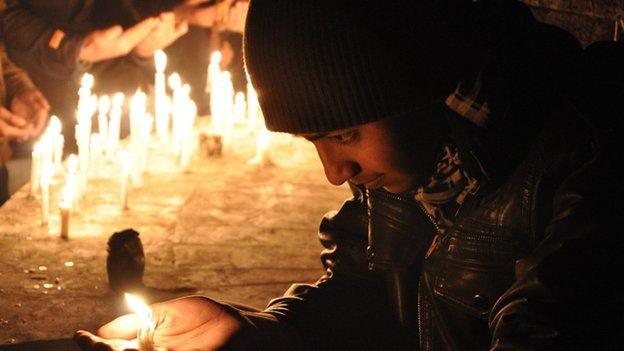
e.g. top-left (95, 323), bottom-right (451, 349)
top-left (120, 150), bottom-right (132, 210)
top-left (108, 92), bottom-right (124, 158)
top-left (98, 95), bottom-right (110, 144)
top-left (233, 91), bottom-right (246, 125)
top-left (58, 184), bottom-right (73, 239)
top-left (154, 50), bottom-right (169, 143)
top-left (249, 124), bottom-right (273, 166)
top-left (129, 91), bottom-right (147, 187)
top-left (89, 134), bottom-right (103, 178)
top-left (65, 154), bottom-right (80, 207)
top-left (78, 73), bottom-right (94, 112)
top-left (220, 71), bottom-right (234, 149)
top-left (179, 100), bottom-right (197, 168)
top-left (40, 164), bottom-right (53, 225)
top-left (30, 142), bottom-right (42, 197)
top-left (246, 83), bottom-right (260, 132)
top-left (46, 115), bottom-right (64, 172)
top-left (124, 293), bottom-right (156, 351)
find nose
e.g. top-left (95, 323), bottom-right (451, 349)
top-left (316, 145), bottom-right (360, 186)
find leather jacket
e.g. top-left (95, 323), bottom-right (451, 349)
top-left (264, 94), bottom-right (623, 350)
top-left (261, 12), bottom-right (624, 351)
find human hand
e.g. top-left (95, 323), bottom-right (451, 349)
top-left (0, 106), bottom-right (34, 142)
top-left (176, 0), bottom-right (218, 28)
top-left (74, 296), bottom-right (247, 351)
top-left (222, 1), bottom-right (248, 34)
top-left (133, 12), bottom-right (189, 59)
top-left (79, 17), bottom-right (160, 63)
top-left (10, 88), bottom-right (50, 138)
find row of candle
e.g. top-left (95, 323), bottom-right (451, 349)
top-left (29, 49), bottom-right (274, 239)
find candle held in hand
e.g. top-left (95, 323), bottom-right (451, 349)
top-left (124, 293), bottom-right (156, 351)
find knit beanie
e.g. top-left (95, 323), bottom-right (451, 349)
top-left (244, 0), bottom-right (481, 134)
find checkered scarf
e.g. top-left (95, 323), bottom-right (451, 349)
top-left (413, 74), bottom-right (489, 236)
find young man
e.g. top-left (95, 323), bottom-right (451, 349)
top-left (76, 0), bottom-right (623, 350)
top-left (1, 42), bottom-right (50, 204)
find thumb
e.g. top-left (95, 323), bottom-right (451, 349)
top-left (97, 313), bottom-right (140, 340)
top-left (0, 107), bottom-right (27, 127)
top-left (103, 25), bottom-right (124, 38)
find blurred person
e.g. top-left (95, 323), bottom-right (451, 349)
top-left (0, 42), bottom-right (50, 204)
top-left (0, 0), bottom-right (190, 151)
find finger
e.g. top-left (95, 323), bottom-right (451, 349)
top-left (4, 111), bottom-right (28, 127)
top-left (30, 110), bottom-right (48, 137)
top-left (0, 120), bottom-right (33, 139)
top-left (119, 17), bottom-right (160, 46)
top-left (0, 106), bottom-right (13, 120)
top-left (103, 25), bottom-right (124, 39)
top-left (97, 314), bottom-right (140, 340)
top-left (33, 92), bottom-right (51, 111)
top-left (174, 20), bottom-right (189, 38)
top-left (74, 330), bottom-right (116, 351)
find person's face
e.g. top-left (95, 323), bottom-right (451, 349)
top-left (301, 118), bottom-right (430, 194)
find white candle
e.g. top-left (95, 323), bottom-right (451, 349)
top-left (249, 126), bottom-right (273, 166)
top-left (246, 83), bottom-right (260, 132)
top-left (129, 91), bottom-right (147, 187)
top-left (234, 91), bottom-right (246, 124)
top-left (220, 71), bottom-right (234, 149)
top-left (120, 150), bottom-right (132, 210)
top-left (40, 165), bottom-right (53, 225)
top-left (179, 100), bottom-right (197, 168)
top-left (154, 50), bottom-right (169, 143)
top-left (108, 93), bottom-right (124, 158)
top-left (124, 293), bottom-right (156, 351)
top-left (30, 143), bottom-right (42, 197)
top-left (59, 185), bottom-right (73, 239)
top-left (65, 154), bottom-right (79, 208)
top-left (89, 134), bottom-right (103, 178)
top-left (98, 95), bottom-right (110, 143)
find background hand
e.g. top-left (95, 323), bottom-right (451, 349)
top-left (75, 296), bottom-right (246, 351)
top-left (0, 106), bottom-right (33, 142)
top-left (133, 12), bottom-right (189, 58)
top-left (79, 17), bottom-right (160, 63)
top-left (10, 88), bottom-right (50, 138)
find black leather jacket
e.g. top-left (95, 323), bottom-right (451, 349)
top-left (261, 11), bottom-right (624, 350)
top-left (264, 94), bottom-right (623, 350)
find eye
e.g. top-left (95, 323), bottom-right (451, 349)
top-left (329, 130), bottom-right (358, 144)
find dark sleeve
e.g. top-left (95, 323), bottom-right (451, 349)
top-left (1, 43), bottom-right (35, 102)
top-left (1, 0), bottom-right (89, 79)
top-left (262, 184), bottom-right (410, 350)
top-left (489, 148), bottom-right (624, 350)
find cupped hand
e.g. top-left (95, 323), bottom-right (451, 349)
top-left (0, 106), bottom-right (33, 142)
top-left (133, 12), bottom-right (189, 58)
top-left (74, 296), bottom-right (247, 351)
top-left (10, 88), bottom-right (50, 138)
top-left (79, 17), bottom-right (160, 63)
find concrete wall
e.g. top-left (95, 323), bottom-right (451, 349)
top-left (522, 0), bottom-right (624, 46)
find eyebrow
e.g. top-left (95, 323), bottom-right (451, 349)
top-left (301, 133), bottom-right (328, 141)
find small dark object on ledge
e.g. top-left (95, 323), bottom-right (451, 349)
top-left (199, 133), bottom-right (223, 157)
top-left (106, 229), bottom-right (145, 293)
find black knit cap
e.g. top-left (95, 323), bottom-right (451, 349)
top-left (244, 0), bottom-right (480, 134)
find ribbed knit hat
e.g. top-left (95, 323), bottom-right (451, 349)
top-left (244, 0), bottom-right (480, 134)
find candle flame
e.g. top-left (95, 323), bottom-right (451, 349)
top-left (98, 95), bottom-right (111, 115)
top-left (67, 154), bottom-right (78, 173)
top-left (120, 150), bottom-right (132, 175)
top-left (47, 116), bottom-right (62, 135)
top-left (60, 184), bottom-right (74, 208)
top-left (124, 293), bottom-right (152, 321)
top-left (112, 92), bottom-right (125, 110)
top-left (210, 51), bottom-right (222, 65)
top-left (154, 50), bottom-right (167, 73)
top-left (80, 73), bottom-right (94, 89)
top-left (168, 73), bottom-right (182, 91)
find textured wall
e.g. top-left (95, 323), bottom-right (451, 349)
top-left (522, 0), bottom-right (624, 46)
